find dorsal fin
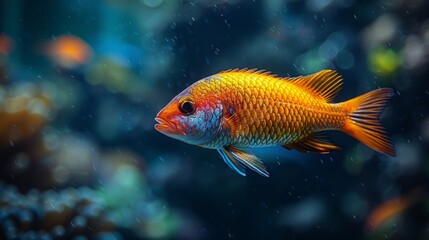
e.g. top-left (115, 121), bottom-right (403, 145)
top-left (221, 110), bottom-right (241, 137)
top-left (219, 68), bottom-right (278, 78)
top-left (288, 70), bottom-right (343, 102)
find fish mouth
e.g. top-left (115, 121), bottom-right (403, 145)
top-left (154, 117), bottom-right (177, 134)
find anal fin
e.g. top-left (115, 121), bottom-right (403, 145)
top-left (283, 133), bottom-right (341, 154)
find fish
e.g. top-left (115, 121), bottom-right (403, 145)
top-left (46, 35), bottom-right (92, 69)
top-left (155, 69), bottom-right (395, 177)
top-left (0, 34), bottom-right (13, 55)
top-left (365, 187), bottom-right (424, 231)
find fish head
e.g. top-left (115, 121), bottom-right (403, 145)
top-left (155, 81), bottom-right (223, 146)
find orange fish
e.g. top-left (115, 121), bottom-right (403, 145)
top-left (47, 35), bottom-right (92, 69)
top-left (155, 69), bottom-right (395, 177)
top-left (0, 34), bottom-right (13, 55)
top-left (365, 187), bottom-right (424, 231)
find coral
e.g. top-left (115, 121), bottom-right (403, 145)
top-left (0, 182), bottom-right (122, 239)
top-left (0, 84), bottom-right (52, 154)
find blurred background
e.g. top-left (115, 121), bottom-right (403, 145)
top-left (0, 0), bottom-right (428, 239)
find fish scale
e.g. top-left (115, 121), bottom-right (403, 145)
top-left (193, 72), bottom-right (343, 147)
top-left (155, 68), bottom-right (395, 177)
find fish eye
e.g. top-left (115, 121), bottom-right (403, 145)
top-left (179, 98), bottom-right (196, 115)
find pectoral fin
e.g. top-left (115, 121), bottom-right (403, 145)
top-left (224, 146), bottom-right (269, 177)
top-left (221, 110), bottom-right (241, 138)
top-left (217, 149), bottom-right (246, 176)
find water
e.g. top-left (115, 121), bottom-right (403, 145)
top-left (0, 0), bottom-right (428, 239)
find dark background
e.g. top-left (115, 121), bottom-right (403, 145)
top-left (0, 0), bottom-right (428, 239)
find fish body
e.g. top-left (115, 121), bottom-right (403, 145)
top-left (155, 69), bottom-right (395, 177)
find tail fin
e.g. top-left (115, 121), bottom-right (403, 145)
top-left (340, 88), bottom-right (396, 156)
